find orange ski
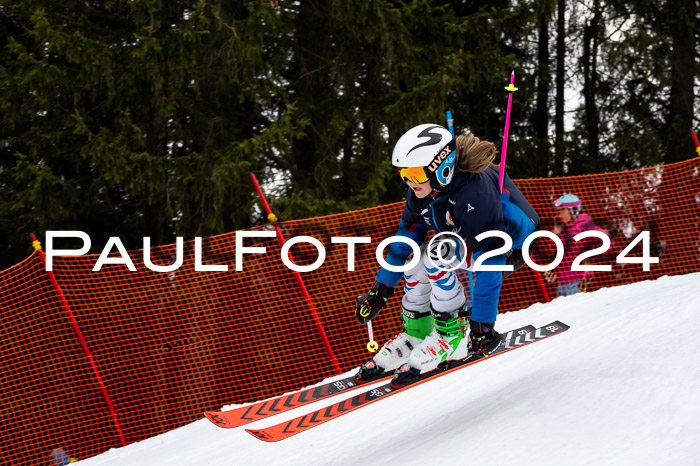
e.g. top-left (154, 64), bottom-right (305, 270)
top-left (204, 373), bottom-right (392, 429)
top-left (247, 323), bottom-right (565, 441)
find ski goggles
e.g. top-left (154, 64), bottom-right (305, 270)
top-left (397, 166), bottom-right (430, 184)
top-left (553, 199), bottom-right (581, 208)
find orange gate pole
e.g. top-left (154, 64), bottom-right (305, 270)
top-left (690, 130), bottom-right (700, 156)
top-left (249, 174), bottom-right (342, 375)
top-left (30, 234), bottom-right (127, 447)
top-left (533, 268), bottom-right (551, 303)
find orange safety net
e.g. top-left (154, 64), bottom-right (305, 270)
top-left (1, 157), bottom-right (699, 464)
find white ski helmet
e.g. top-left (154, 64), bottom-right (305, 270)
top-left (392, 124), bottom-right (456, 189)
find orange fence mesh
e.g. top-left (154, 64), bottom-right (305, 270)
top-left (1, 157), bottom-right (699, 464)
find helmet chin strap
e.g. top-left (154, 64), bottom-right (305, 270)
top-left (426, 179), bottom-right (441, 197)
top-left (431, 177), bottom-right (448, 194)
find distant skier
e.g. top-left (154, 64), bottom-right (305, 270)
top-left (544, 194), bottom-right (613, 296)
top-left (354, 124), bottom-right (540, 384)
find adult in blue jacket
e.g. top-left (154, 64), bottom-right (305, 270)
top-left (355, 124), bottom-right (540, 384)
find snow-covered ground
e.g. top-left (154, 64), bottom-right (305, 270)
top-left (78, 272), bottom-right (700, 466)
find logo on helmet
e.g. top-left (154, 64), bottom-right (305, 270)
top-left (407, 125), bottom-right (444, 156)
top-left (427, 145), bottom-right (452, 173)
top-left (435, 151), bottom-right (456, 186)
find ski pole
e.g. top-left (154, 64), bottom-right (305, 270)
top-left (499, 71), bottom-right (518, 192)
top-left (691, 130), bottom-right (700, 157)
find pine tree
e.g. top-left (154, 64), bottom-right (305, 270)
top-left (0, 1), bottom-right (304, 267)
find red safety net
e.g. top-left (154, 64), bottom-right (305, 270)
top-left (1, 157), bottom-right (699, 464)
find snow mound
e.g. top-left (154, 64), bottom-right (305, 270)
top-left (79, 273), bottom-right (700, 466)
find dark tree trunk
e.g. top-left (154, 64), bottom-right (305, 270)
top-left (581, 0), bottom-right (600, 170)
top-left (292, 0), bottom-right (334, 195)
top-left (554, 0), bottom-right (566, 175)
top-left (534, 13), bottom-right (551, 163)
top-left (666, 0), bottom-right (696, 163)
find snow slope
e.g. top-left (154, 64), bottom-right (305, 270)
top-left (78, 273), bottom-right (700, 466)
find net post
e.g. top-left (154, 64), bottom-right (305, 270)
top-left (690, 130), bottom-right (700, 157)
top-left (532, 267), bottom-right (551, 303)
top-left (29, 234), bottom-right (127, 447)
top-left (249, 175), bottom-right (343, 376)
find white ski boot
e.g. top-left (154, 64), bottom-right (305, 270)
top-left (354, 307), bottom-right (434, 383)
top-left (392, 305), bottom-right (469, 386)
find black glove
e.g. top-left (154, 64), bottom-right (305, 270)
top-left (355, 281), bottom-right (394, 324)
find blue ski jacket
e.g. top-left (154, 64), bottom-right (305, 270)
top-left (376, 167), bottom-right (540, 323)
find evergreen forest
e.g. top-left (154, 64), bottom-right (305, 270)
top-left (0, 0), bottom-right (697, 268)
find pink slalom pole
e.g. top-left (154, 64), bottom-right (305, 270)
top-left (249, 174), bottom-right (342, 375)
top-left (499, 71), bottom-right (518, 192)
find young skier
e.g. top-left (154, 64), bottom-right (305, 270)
top-left (354, 124), bottom-right (540, 384)
top-left (544, 194), bottom-right (612, 296)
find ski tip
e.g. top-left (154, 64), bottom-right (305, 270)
top-left (550, 321), bottom-right (570, 331)
top-left (204, 411), bottom-right (235, 428)
top-left (246, 428), bottom-right (279, 442)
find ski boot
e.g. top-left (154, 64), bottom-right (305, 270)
top-left (392, 305), bottom-right (469, 387)
top-left (354, 307), bottom-right (434, 384)
top-left (469, 319), bottom-right (504, 357)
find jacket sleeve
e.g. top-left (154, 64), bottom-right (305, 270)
top-left (575, 215), bottom-right (614, 260)
top-left (549, 224), bottom-right (574, 254)
top-left (375, 194), bottom-right (429, 287)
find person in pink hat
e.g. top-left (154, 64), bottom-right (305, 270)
top-left (544, 194), bottom-right (613, 296)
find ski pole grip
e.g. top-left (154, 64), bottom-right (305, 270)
top-left (366, 321), bottom-right (378, 353)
